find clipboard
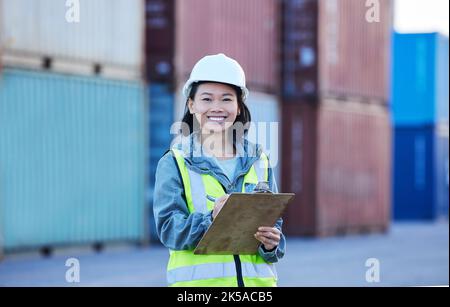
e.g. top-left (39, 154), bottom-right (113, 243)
top-left (193, 192), bottom-right (295, 255)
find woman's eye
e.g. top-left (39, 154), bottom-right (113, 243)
top-left (202, 98), bottom-right (211, 102)
top-left (223, 98), bottom-right (232, 102)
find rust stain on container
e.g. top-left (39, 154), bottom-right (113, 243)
top-left (281, 100), bottom-right (391, 237)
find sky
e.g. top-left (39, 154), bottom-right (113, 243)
top-left (394, 0), bottom-right (449, 36)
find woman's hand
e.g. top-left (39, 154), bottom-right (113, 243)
top-left (212, 194), bottom-right (229, 219)
top-left (254, 226), bottom-right (281, 251)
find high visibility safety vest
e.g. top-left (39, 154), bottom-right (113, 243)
top-left (168, 149), bottom-right (278, 287)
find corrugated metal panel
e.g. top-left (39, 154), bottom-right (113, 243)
top-left (436, 124), bottom-right (449, 218)
top-left (318, 0), bottom-right (392, 101)
top-left (0, 0), bottom-right (144, 79)
top-left (316, 100), bottom-right (391, 234)
top-left (246, 92), bottom-right (281, 189)
top-left (281, 0), bottom-right (318, 99)
top-left (145, 0), bottom-right (175, 82)
top-left (0, 68), bottom-right (147, 251)
top-left (436, 35), bottom-right (449, 124)
top-left (393, 124), bottom-right (449, 220)
top-left (176, 0), bottom-right (278, 93)
top-left (281, 103), bottom-right (319, 235)
top-left (281, 100), bottom-right (391, 236)
top-left (148, 83), bottom-right (174, 242)
top-left (391, 33), bottom-right (449, 126)
top-left (281, 0), bottom-right (392, 102)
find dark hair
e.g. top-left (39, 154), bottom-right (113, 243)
top-left (181, 81), bottom-right (251, 136)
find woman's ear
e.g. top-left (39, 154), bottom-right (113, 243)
top-left (187, 99), bottom-right (194, 114)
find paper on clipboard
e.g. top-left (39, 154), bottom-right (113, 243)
top-left (193, 192), bottom-right (295, 255)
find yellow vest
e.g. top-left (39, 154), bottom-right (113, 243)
top-left (167, 148), bottom-right (277, 287)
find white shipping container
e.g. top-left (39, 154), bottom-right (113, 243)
top-left (0, 0), bottom-right (144, 79)
top-left (246, 92), bottom-right (282, 190)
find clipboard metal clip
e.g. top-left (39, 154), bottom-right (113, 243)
top-left (253, 181), bottom-right (273, 194)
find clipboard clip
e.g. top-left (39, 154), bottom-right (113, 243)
top-left (253, 181), bottom-right (273, 193)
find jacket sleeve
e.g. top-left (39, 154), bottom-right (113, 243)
top-left (257, 160), bottom-right (286, 263)
top-left (153, 152), bottom-right (213, 250)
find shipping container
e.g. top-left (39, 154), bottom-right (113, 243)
top-left (0, 0), bottom-right (145, 80)
top-left (391, 32), bottom-right (449, 126)
top-left (145, 0), bottom-right (175, 82)
top-left (147, 83), bottom-right (175, 242)
top-left (281, 0), bottom-right (393, 102)
top-left (246, 92), bottom-right (282, 190)
top-left (176, 0), bottom-right (279, 93)
top-left (0, 68), bottom-right (147, 252)
top-left (436, 124), bottom-right (449, 218)
top-left (281, 99), bottom-right (391, 236)
top-left (281, 103), bottom-right (319, 235)
top-left (392, 124), bottom-right (449, 220)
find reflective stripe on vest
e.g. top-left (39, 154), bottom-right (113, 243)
top-left (187, 167), bottom-right (208, 213)
top-left (169, 148), bottom-right (276, 287)
top-left (168, 261), bottom-right (277, 285)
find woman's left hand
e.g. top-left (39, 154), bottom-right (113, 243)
top-left (254, 226), bottom-right (281, 251)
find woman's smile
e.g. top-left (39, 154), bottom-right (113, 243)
top-left (206, 115), bottom-right (228, 123)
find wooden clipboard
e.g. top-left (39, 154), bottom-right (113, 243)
top-left (194, 192), bottom-right (295, 255)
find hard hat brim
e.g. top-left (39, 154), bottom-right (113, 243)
top-left (182, 79), bottom-right (249, 101)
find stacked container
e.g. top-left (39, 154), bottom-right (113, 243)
top-left (280, 0), bottom-right (393, 236)
top-left (391, 33), bottom-right (449, 220)
top-left (0, 0), bottom-right (148, 252)
top-left (145, 0), bottom-right (176, 242)
top-left (175, 0), bottom-right (279, 93)
top-left (1, 0), bottom-right (145, 81)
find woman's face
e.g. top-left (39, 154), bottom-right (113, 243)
top-left (188, 82), bottom-right (240, 134)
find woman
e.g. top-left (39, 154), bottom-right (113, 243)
top-left (153, 53), bottom-right (285, 287)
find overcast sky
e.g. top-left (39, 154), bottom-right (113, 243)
top-left (394, 0), bottom-right (449, 36)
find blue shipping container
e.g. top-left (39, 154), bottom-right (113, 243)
top-left (147, 83), bottom-right (174, 242)
top-left (391, 32), bottom-right (449, 126)
top-left (392, 125), bottom-right (449, 220)
top-left (0, 69), bottom-right (147, 251)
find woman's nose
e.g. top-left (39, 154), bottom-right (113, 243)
top-left (209, 100), bottom-right (225, 110)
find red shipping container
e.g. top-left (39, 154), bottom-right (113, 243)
top-left (281, 0), bottom-right (393, 102)
top-left (145, 0), bottom-right (175, 82)
top-left (176, 0), bottom-right (279, 93)
top-left (281, 99), bottom-right (391, 237)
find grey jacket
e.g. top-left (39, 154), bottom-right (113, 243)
top-left (153, 133), bottom-right (285, 263)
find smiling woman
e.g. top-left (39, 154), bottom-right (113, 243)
top-left (190, 83), bottom-right (239, 129)
top-left (180, 56), bottom-right (252, 141)
top-left (153, 53), bottom-right (286, 287)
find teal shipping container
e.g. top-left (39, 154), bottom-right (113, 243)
top-left (0, 69), bottom-right (147, 252)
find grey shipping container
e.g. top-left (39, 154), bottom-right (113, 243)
top-left (0, 68), bottom-right (147, 252)
top-left (281, 99), bottom-right (391, 236)
top-left (0, 0), bottom-right (145, 81)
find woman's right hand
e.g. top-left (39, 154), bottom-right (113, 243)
top-left (212, 194), bottom-right (229, 220)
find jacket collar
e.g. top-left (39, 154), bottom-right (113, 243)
top-left (171, 131), bottom-right (262, 182)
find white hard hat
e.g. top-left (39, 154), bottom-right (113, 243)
top-left (182, 53), bottom-right (249, 101)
